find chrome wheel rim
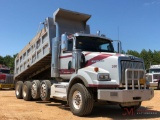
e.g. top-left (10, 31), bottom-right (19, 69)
top-left (31, 82), bottom-right (37, 98)
top-left (72, 90), bottom-right (82, 110)
top-left (41, 83), bottom-right (46, 98)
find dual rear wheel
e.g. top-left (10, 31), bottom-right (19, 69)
top-left (15, 80), bottom-right (51, 101)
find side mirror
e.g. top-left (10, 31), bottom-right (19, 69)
top-left (117, 41), bottom-right (122, 53)
top-left (72, 49), bottom-right (82, 73)
top-left (61, 33), bottom-right (68, 51)
top-left (113, 40), bottom-right (122, 53)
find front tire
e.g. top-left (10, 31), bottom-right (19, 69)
top-left (69, 83), bottom-right (94, 116)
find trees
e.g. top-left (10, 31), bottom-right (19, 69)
top-left (0, 56), bottom-right (4, 64)
top-left (126, 49), bottom-right (160, 70)
top-left (126, 50), bottom-right (140, 58)
top-left (140, 49), bottom-right (150, 69)
top-left (152, 50), bottom-right (160, 65)
top-left (0, 54), bottom-right (17, 73)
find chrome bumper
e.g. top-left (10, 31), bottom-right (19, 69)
top-left (98, 89), bottom-right (154, 102)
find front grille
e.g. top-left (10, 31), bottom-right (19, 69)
top-left (153, 74), bottom-right (160, 79)
top-left (146, 75), bottom-right (152, 82)
top-left (5, 75), bottom-right (14, 84)
top-left (121, 61), bottom-right (144, 84)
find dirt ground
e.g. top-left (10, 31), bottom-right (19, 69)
top-left (0, 89), bottom-right (160, 120)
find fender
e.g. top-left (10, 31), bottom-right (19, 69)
top-left (68, 68), bottom-right (97, 87)
top-left (66, 69), bottom-right (95, 101)
top-left (69, 74), bottom-right (89, 88)
top-left (66, 67), bottom-right (112, 101)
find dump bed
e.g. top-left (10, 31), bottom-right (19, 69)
top-left (14, 17), bottom-right (55, 80)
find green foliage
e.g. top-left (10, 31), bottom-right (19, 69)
top-left (140, 49), bottom-right (149, 69)
top-left (126, 50), bottom-right (140, 58)
top-left (0, 56), bottom-right (4, 64)
top-left (126, 49), bottom-right (160, 70)
top-left (0, 54), bottom-right (17, 74)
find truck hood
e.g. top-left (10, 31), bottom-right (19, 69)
top-left (83, 52), bottom-right (127, 67)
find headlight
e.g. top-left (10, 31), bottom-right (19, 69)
top-left (97, 73), bottom-right (111, 81)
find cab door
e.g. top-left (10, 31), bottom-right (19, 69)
top-left (59, 38), bottom-right (74, 79)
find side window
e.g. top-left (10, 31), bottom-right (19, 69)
top-left (107, 44), bottom-right (112, 51)
top-left (99, 43), bottom-right (113, 52)
top-left (99, 44), bottom-right (107, 51)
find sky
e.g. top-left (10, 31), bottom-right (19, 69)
top-left (0, 0), bottom-right (160, 57)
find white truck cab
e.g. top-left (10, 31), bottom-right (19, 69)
top-left (146, 65), bottom-right (160, 89)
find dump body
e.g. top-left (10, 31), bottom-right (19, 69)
top-left (14, 18), bottom-right (54, 81)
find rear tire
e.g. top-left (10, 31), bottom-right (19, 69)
top-left (40, 80), bottom-right (51, 101)
top-left (69, 83), bottom-right (94, 116)
top-left (15, 81), bottom-right (23, 99)
top-left (31, 80), bottom-right (40, 99)
top-left (22, 81), bottom-right (32, 101)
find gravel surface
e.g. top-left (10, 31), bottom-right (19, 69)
top-left (0, 89), bottom-right (160, 120)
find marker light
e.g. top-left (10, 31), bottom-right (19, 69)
top-left (94, 67), bottom-right (99, 72)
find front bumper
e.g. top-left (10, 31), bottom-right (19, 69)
top-left (149, 82), bottom-right (158, 87)
top-left (0, 84), bottom-right (15, 89)
top-left (98, 89), bottom-right (154, 102)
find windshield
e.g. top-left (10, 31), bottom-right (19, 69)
top-left (149, 69), bottom-right (160, 73)
top-left (0, 69), bottom-right (10, 74)
top-left (76, 36), bottom-right (114, 52)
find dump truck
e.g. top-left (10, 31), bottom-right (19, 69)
top-left (146, 65), bottom-right (160, 89)
top-left (14, 8), bottom-right (154, 116)
top-left (0, 64), bottom-right (14, 89)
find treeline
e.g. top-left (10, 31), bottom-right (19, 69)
top-left (0, 55), bottom-right (17, 73)
top-left (0, 49), bottom-right (160, 73)
top-left (126, 49), bottom-right (160, 70)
